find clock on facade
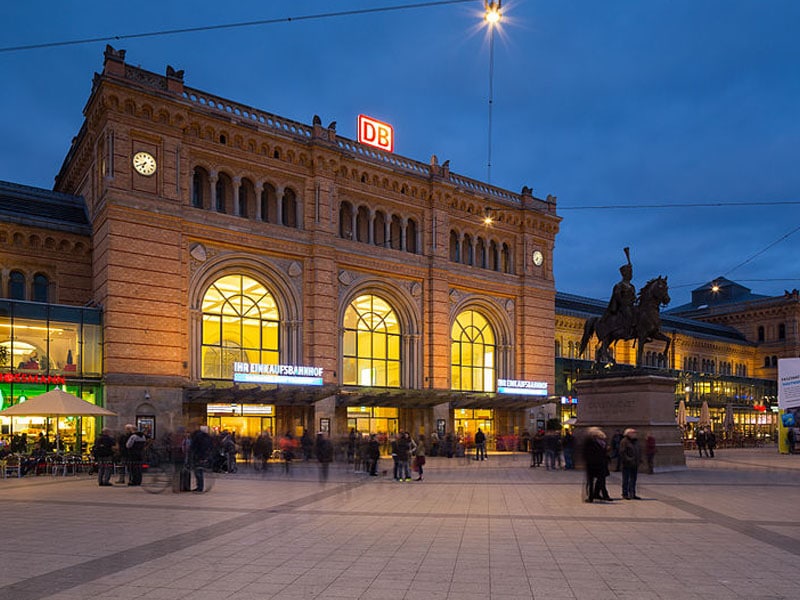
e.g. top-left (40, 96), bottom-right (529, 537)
top-left (532, 250), bottom-right (544, 266)
top-left (132, 151), bottom-right (157, 176)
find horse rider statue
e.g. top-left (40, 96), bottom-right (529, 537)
top-left (606, 247), bottom-right (636, 340)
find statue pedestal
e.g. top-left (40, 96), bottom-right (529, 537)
top-left (574, 373), bottom-right (686, 472)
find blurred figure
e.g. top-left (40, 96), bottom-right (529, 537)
top-left (530, 430), bottom-right (544, 468)
top-left (366, 434), bottom-right (380, 476)
top-left (301, 428), bottom-right (314, 462)
top-left (221, 431), bottom-right (237, 473)
top-left (253, 430), bottom-right (273, 472)
top-left (189, 425), bottom-right (213, 492)
top-left (583, 427), bottom-right (611, 502)
top-left (316, 432), bottom-right (334, 483)
top-left (125, 427), bottom-right (147, 486)
top-left (645, 433), bottom-right (656, 474)
top-left (705, 427), bottom-right (716, 458)
top-left (620, 428), bottom-right (642, 500)
top-left (413, 434), bottom-right (426, 481)
top-left (279, 432), bottom-right (297, 475)
top-left (696, 427), bottom-right (709, 457)
top-left (93, 428), bottom-right (115, 487)
top-left (562, 429), bottom-right (576, 470)
top-left (610, 429), bottom-right (623, 471)
top-left (475, 428), bottom-right (487, 461)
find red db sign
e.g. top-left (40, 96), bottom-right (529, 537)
top-left (358, 114), bottom-right (394, 153)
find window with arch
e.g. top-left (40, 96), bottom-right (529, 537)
top-left (32, 273), bottom-right (49, 303)
top-left (201, 274), bottom-right (280, 379)
top-left (451, 310), bottom-right (495, 392)
top-left (406, 219), bottom-right (418, 253)
top-left (342, 294), bottom-right (401, 387)
top-left (757, 326), bottom-right (765, 342)
top-left (238, 178), bottom-right (255, 218)
top-left (449, 231), bottom-right (460, 262)
top-left (282, 188), bottom-right (298, 228)
top-left (339, 201), bottom-right (354, 239)
top-left (779, 323), bottom-right (786, 340)
top-left (192, 167), bottom-right (209, 208)
top-left (216, 173), bottom-right (233, 213)
top-left (261, 183), bottom-right (278, 223)
top-left (9, 270), bottom-right (25, 300)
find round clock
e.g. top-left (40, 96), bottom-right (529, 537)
top-left (132, 151), bottom-right (157, 176)
top-left (532, 250), bottom-right (544, 266)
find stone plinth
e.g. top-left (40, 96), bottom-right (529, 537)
top-left (574, 373), bottom-right (686, 472)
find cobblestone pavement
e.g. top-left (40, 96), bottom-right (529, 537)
top-left (0, 448), bottom-right (798, 600)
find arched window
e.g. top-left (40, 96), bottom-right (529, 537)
top-left (356, 206), bottom-right (369, 242)
top-left (555, 340), bottom-right (561, 357)
top-left (779, 323), bottom-right (786, 340)
top-left (216, 173), bottom-right (233, 213)
top-left (451, 310), bottom-right (495, 392)
top-left (489, 241), bottom-right (499, 270)
top-left (449, 231), bottom-right (460, 262)
top-left (772, 356), bottom-right (778, 367)
top-left (390, 215), bottom-right (402, 250)
top-left (374, 211), bottom-right (387, 246)
top-left (406, 219), bottom-right (418, 254)
top-left (261, 183), bottom-right (278, 223)
top-left (200, 275), bottom-right (280, 379)
top-left (282, 188), bottom-right (298, 228)
top-left (9, 270), bottom-right (25, 300)
top-left (476, 238), bottom-right (487, 268)
top-left (192, 167), bottom-right (209, 208)
top-left (342, 294), bottom-right (401, 387)
top-left (462, 234), bottom-right (473, 265)
top-left (501, 243), bottom-right (511, 273)
top-left (32, 273), bottom-right (49, 303)
top-left (757, 326), bottom-right (765, 342)
top-left (238, 178), bottom-right (254, 218)
top-left (339, 201), bottom-right (354, 239)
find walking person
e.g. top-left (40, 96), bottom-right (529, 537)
top-left (475, 428), bottom-right (487, 461)
top-left (366, 433), bottom-right (381, 476)
top-left (562, 429), bottom-right (576, 470)
top-left (696, 427), bottom-right (708, 457)
top-left (93, 428), bottom-right (115, 487)
top-left (315, 432), bottom-right (334, 483)
top-left (610, 429), bottom-right (623, 471)
top-left (706, 427), bottom-right (716, 458)
top-left (413, 434), bottom-right (426, 481)
top-left (125, 427), bottom-right (147, 486)
top-left (530, 430), bottom-right (544, 467)
top-left (395, 432), bottom-right (412, 481)
top-left (221, 431), bottom-right (237, 473)
top-left (279, 432), bottom-right (297, 475)
top-left (583, 427), bottom-right (612, 502)
top-left (116, 424), bottom-right (134, 484)
top-left (645, 433), bottom-right (656, 474)
top-left (189, 425), bottom-right (213, 492)
top-left (619, 428), bottom-right (642, 500)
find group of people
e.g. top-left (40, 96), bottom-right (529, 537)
top-left (584, 427), bottom-right (651, 502)
top-left (529, 429), bottom-right (576, 470)
top-left (695, 426), bottom-right (717, 458)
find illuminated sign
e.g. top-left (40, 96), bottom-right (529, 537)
top-left (497, 379), bottom-right (548, 396)
top-left (232, 362), bottom-right (324, 386)
top-left (358, 114), bottom-right (394, 152)
top-left (1, 373), bottom-right (66, 385)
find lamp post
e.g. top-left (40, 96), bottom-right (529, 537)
top-left (484, 1), bottom-right (502, 183)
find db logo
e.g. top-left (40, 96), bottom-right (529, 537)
top-left (358, 114), bottom-right (394, 153)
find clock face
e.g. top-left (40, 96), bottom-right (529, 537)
top-left (532, 250), bottom-right (544, 266)
top-left (132, 151), bottom-right (157, 176)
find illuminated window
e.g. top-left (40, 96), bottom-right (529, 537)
top-left (201, 275), bottom-right (279, 379)
top-left (451, 310), bottom-right (495, 392)
top-left (342, 295), bottom-right (401, 387)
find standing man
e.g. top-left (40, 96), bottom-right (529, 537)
top-left (706, 427), bottom-right (716, 458)
top-left (696, 427), bottom-right (708, 457)
top-left (475, 428), bottom-right (487, 461)
top-left (125, 427), bottom-right (147, 486)
top-left (315, 432), bottom-right (334, 483)
top-left (116, 424), bottom-right (135, 484)
top-left (366, 434), bottom-right (381, 476)
top-left (619, 428), bottom-right (642, 500)
top-left (189, 425), bottom-right (213, 492)
top-left (93, 428), bottom-right (116, 487)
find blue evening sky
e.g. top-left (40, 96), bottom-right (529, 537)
top-left (1, 1), bottom-right (798, 306)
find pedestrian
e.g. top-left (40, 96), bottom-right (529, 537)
top-left (221, 431), bottom-right (237, 473)
top-left (475, 428), bottom-right (487, 461)
top-left (645, 433), bottom-right (656, 474)
top-left (583, 427), bottom-right (612, 502)
top-left (530, 430), bottom-right (544, 467)
top-left (125, 427), bottom-right (147, 486)
top-left (316, 432), bottom-right (334, 483)
top-left (395, 432), bottom-right (412, 481)
top-left (93, 428), bottom-right (115, 486)
top-left (610, 429), bottom-right (623, 471)
top-left (706, 427), bottom-right (716, 458)
top-left (116, 424), bottom-right (135, 484)
top-left (619, 428), bottom-right (642, 500)
top-left (279, 432), bottom-right (297, 475)
top-left (189, 425), bottom-right (213, 492)
top-left (301, 428), bottom-right (314, 462)
top-left (696, 427), bottom-right (708, 457)
top-left (562, 429), bottom-right (575, 470)
top-left (252, 430), bottom-right (272, 472)
top-left (366, 433), bottom-right (381, 476)
top-left (544, 428), bottom-right (560, 470)
top-left (413, 434), bottom-right (426, 481)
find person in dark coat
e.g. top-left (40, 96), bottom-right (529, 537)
top-left (530, 430), bottom-right (545, 467)
top-left (475, 428), bottom-right (487, 461)
top-left (252, 431), bottom-right (273, 472)
top-left (189, 426), bottom-right (213, 492)
top-left (93, 428), bottom-right (116, 486)
top-left (696, 427), bottom-right (708, 457)
top-left (125, 428), bottom-right (147, 486)
top-left (619, 428), bottom-right (643, 499)
top-left (301, 428), bottom-right (314, 462)
top-left (583, 427), bottom-right (612, 502)
top-left (366, 434), bottom-right (381, 476)
top-left (705, 428), bottom-right (716, 458)
top-left (315, 432), bottom-right (334, 483)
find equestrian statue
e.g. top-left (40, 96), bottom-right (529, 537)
top-left (579, 247), bottom-right (671, 367)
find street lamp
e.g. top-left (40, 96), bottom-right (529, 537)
top-left (483, 1), bottom-right (502, 183)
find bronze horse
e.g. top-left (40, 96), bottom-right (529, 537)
top-left (579, 276), bottom-right (671, 367)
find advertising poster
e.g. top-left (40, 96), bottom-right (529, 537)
top-left (777, 359), bottom-right (800, 453)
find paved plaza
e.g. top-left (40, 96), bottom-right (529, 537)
top-left (0, 448), bottom-right (798, 600)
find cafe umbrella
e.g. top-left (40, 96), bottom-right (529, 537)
top-left (0, 388), bottom-right (116, 452)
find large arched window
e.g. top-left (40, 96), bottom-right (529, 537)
top-left (342, 294), bottom-right (401, 387)
top-left (32, 273), bottom-right (49, 303)
top-left (451, 310), bottom-right (495, 392)
top-left (201, 275), bottom-right (280, 379)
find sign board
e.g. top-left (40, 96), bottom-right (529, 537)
top-left (358, 114), bottom-right (394, 152)
top-left (232, 362), bottom-right (324, 386)
top-left (778, 358), bottom-right (800, 409)
top-left (497, 379), bottom-right (548, 396)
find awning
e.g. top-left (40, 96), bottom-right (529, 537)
top-left (184, 383), bottom-right (339, 406)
